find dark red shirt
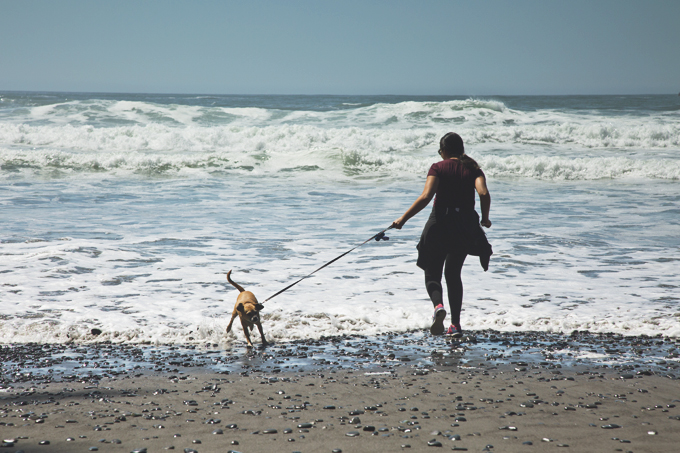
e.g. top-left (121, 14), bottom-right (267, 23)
top-left (427, 159), bottom-right (484, 211)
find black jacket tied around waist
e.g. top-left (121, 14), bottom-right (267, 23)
top-left (416, 206), bottom-right (493, 271)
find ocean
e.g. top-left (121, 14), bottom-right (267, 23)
top-left (1, 92), bottom-right (679, 345)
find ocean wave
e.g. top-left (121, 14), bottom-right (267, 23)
top-left (479, 155), bottom-right (680, 180)
top-left (1, 98), bottom-right (678, 181)
top-left (1, 97), bottom-right (677, 143)
top-left (1, 110), bottom-right (678, 154)
top-left (2, 145), bottom-right (678, 181)
top-left (3, 98), bottom-right (511, 126)
top-left (342, 150), bottom-right (680, 180)
top-left (2, 305), bottom-right (679, 345)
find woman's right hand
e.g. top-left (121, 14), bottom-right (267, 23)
top-left (481, 218), bottom-right (492, 228)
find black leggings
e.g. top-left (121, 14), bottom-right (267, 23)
top-left (424, 251), bottom-right (467, 326)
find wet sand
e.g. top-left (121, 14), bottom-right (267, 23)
top-left (2, 330), bottom-right (680, 452)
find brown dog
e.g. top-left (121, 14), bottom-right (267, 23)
top-left (225, 270), bottom-right (267, 347)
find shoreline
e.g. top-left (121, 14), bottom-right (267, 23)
top-left (2, 329), bottom-right (679, 388)
top-left (2, 329), bottom-right (680, 452)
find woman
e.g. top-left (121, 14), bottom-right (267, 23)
top-left (392, 132), bottom-right (492, 338)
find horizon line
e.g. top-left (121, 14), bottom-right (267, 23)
top-left (1, 89), bottom-right (677, 97)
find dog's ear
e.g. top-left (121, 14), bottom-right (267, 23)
top-left (255, 303), bottom-right (264, 311)
top-left (236, 303), bottom-right (245, 313)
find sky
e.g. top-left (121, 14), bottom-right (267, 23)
top-left (1, 0), bottom-right (679, 95)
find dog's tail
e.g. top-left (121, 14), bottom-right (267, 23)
top-left (226, 270), bottom-right (246, 293)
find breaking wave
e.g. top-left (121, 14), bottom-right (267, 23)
top-left (1, 145), bottom-right (678, 181)
top-left (1, 98), bottom-right (678, 181)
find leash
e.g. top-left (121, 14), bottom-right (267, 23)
top-left (263, 226), bottom-right (394, 304)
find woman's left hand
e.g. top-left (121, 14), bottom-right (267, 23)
top-left (391, 217), bottom-right (406, 229)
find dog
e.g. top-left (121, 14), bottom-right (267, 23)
top-left (225, 270), bottom-right (267, 347)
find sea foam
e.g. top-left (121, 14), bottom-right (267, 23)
top-left (1, 94), bottom-right (678, 345)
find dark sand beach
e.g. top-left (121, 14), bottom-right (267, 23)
top-left (2, 330), bottom-right (679, 452)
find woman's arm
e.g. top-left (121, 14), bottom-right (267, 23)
top-left (475, 175), bottom-right (492, 228)
top-left (391, 175), bottom-right (439, 229)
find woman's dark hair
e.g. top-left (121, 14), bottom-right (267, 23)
top-left (440, 132), bottom-right (480, 170)
top-left (440, 132), bottom-right (464, 156)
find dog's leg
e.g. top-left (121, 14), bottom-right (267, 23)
top-left (240, 319), bottom-right (254, 348)
top-left (255, 321), bottom-right (268, 345)
top-left (226, 312), bottom-right (238, 334)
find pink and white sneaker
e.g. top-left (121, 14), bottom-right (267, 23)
top-left (446, 324), bottom-right (463, 338)
top-left (430, 304), bottom-right (446, 335)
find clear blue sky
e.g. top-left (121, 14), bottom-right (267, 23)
top-left (2, 0), bottom-right (678, 95)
